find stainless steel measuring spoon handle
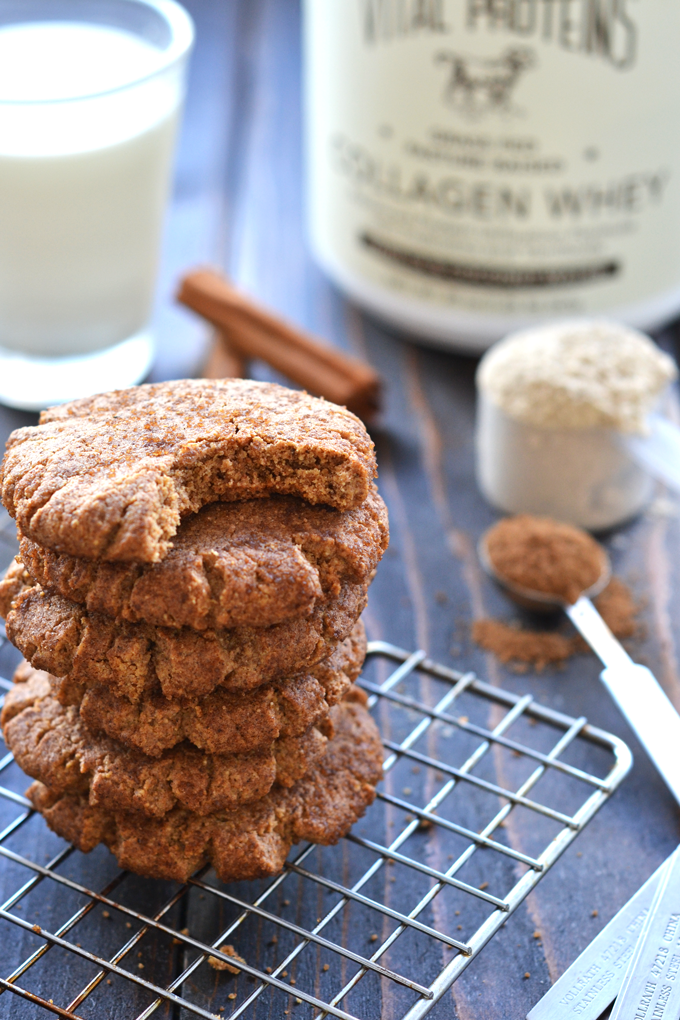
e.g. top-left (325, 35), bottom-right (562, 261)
top-left (527, 853), bottom-right (672, 1020)
top-left (610, 846), bottom-right (680, 1020)
top-left (566, 596), bottom-right (680, 808)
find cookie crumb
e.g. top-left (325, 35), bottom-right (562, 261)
top-left (591, 910), bottom-right (599, 917)
top-left (479, 882), bottom-right (489, 891)
top-left (126, 922), bottom-right (132, 929)
top-left (209, 945), bottom-right (246, 974)
top-left (265, 967), bottom-right (272, 974)
top-left (369, 934), bottom-right (378, 942)
top-left (457, 925), bottom-right (463, 931)
top-left (418, 818), bottom-right (433, 831)
top-left (282, 900), bottom-right (290, 906)
top-left (322, 964), bottom-right (329, 972)
top-left (524, 972), bottom-right (531, 980)
top-left (533, 931), bottom-right (541, 940)
top-left (138, 963), bottom-right (144, 970)
top-left (102, 911), bottom-right (110, 919)
top-left (228, 993), bottom-right (237, 1001)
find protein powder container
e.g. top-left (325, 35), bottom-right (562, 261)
top-left (304, 2), bottom-right (680, 351)
top-left (475, 320), bottom-right (677, 529)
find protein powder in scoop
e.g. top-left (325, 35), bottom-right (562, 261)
top-left (475, 320), bottom-right (677, 529)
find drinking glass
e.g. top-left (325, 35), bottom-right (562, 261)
top-left (0, 0), bottom-right (194, 410)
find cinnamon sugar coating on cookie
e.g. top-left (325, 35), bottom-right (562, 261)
top-left (25, 695), bottom-right (383, 883)
top-left (17, 489), bottom-right (387, 630)
top-left (2, 669), bottom-right (329, 817)
top-left (0, 379), bottom-right (377, 563)
top-left (45, 620), bottom-right (366, 757)
top-left (3, 575), bottom-right (367, 700)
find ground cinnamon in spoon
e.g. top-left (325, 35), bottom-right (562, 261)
top-left (485, 514), bottom-right (607, 605)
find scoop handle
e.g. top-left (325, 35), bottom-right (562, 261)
top-left (566, 596), bottom-right (680, 806)
top-left (625, 413), bottom-right (680, 494)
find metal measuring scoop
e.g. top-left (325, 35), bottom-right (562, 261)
top-left (479, 528), bottom-right (680, 807)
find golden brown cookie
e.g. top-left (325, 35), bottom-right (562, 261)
top-left (1, 379), bottom-right (377, 563)
top-left (15, 488), bottom-right (388, 630)
top-left (0, 559), bottom-right (25, 619)
top-left (45, 620), bottom-right (366, 757)
top-left (2, 669), bottom-right (329, 818)
top-left (25, 694), bottom-right (384, 883)
top-left (3, 576), bottom-right (367, 700)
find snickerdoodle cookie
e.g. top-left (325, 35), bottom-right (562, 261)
top-left (3, 575), bottom-right (367, 700)
top-left (25, 694), bottom-right (383, 883)
top-left (1, 379), bottom-right (377, 563)
top-left (2, 668), bottom-right (330, 818)
top-left (46, 620), bottom-right (366, 757)
top-left (14, 488), bottom-right (387, 630)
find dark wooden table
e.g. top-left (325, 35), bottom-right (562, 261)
top-left (1, 2), bottom-right (680, 1018)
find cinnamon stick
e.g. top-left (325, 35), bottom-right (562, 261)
top-left (202, 329), bottom-right (247, 379)
top-left (177, 269), bottom-right (381, 419)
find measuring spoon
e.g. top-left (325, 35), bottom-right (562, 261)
top-left (479, 530), bottom-right (680, 806)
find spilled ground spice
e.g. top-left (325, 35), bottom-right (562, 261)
top-left (472, 619), bottom-right (573, 671)
top-left (485, 514), bottom-right (607, 605)
top-left (208, 944), bottom-right (246, 973)
top-left (473, 577), bottom-right (639, 671)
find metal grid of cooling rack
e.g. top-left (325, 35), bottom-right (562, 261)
top-left (0, 628), bottom-right (632, 1020)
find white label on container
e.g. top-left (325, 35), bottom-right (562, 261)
top-left (304, 0), bottom-right (680, 319)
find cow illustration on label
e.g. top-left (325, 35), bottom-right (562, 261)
top-left (435, 47), bottom-right (535, 118)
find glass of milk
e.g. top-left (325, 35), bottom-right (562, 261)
top-left (0, 0), bottom-right (194, 410)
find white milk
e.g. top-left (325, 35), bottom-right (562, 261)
top-left (0, 22), bottom-right (182, 356)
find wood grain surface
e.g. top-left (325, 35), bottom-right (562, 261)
top-left (1, 1), bottom-right (679, 1018)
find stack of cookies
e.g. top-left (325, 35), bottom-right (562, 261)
top-left (0, 379), bottom-right (387, 882)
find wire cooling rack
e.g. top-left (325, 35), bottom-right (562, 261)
top-left (0, 625), bottom-right (632, 1020)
